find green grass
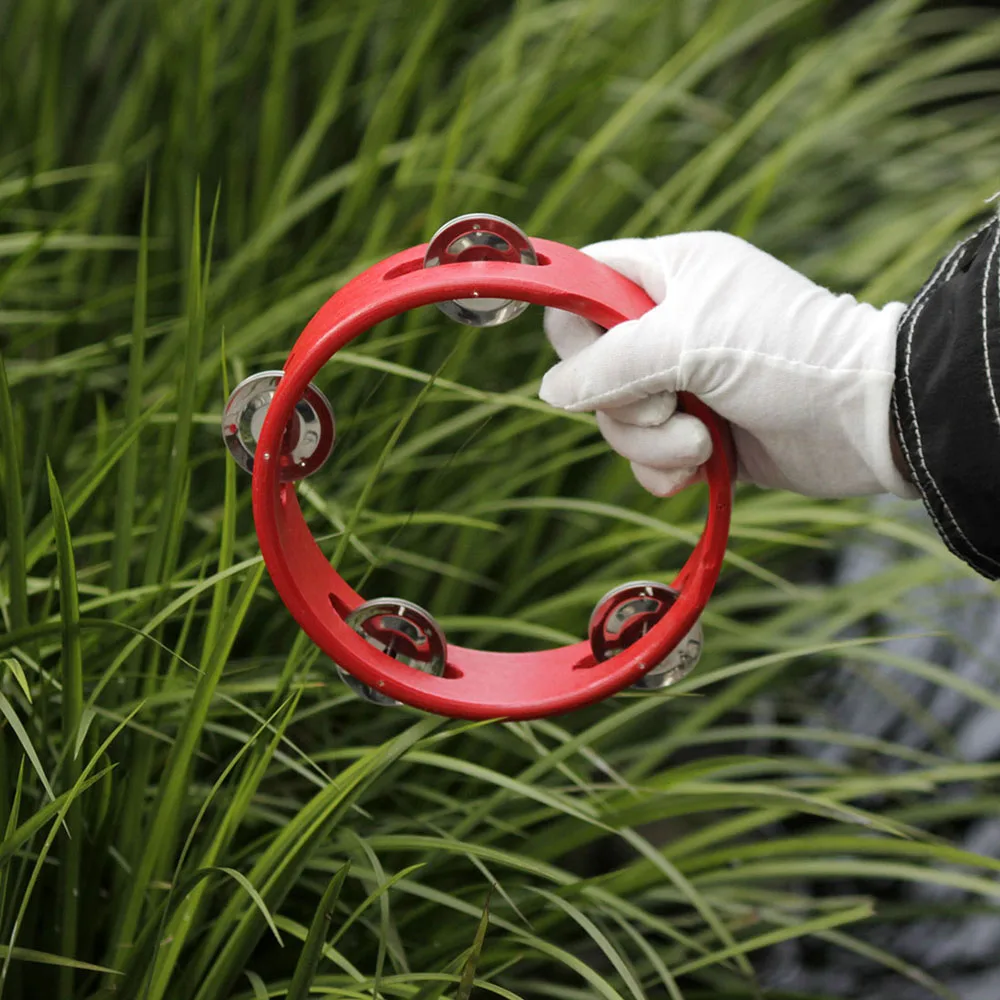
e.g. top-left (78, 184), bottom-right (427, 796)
top-left (2, 0), bottom-right (1000, 997)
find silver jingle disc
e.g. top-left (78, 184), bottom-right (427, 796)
top-left (336, 597), bottom-right (447, 706)
top-left (588, 580), bottom-right (703, 692)
top-left (222, 370), bottom-right (335, 481)
top-left (629, 618), bottom-right (703, 691)
top-left (423, 213), bottom-right (538, 327)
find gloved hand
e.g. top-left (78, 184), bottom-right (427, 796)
top-left (539, 232), bottom-right (918, 500)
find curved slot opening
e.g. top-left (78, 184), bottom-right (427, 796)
top-left (382, 258), bottom-right (423, 281)
top-left (381, 252), bottom-right (552, 283)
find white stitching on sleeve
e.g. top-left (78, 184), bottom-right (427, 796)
top-left (985, 222), bottom-right (1000, 434)
top-left (892, 389), bottom-right (969, 566)
top-left (900, 219), bottom-right (1000, 574)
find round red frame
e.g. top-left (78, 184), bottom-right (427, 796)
top-left (251, 237), bottom-right (733, 720)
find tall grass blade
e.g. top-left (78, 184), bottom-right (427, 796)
top-left (286, 862), bottom-right (351, 1000)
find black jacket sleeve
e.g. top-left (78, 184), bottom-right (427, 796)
top-left (891, 212), bottom-right (1000, 582)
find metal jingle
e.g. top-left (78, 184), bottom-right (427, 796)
top-left (222, 370), bottom-right (335, 482)
top-left (423, 213), bottom-right (538, 327)
top-left (588, 580), bottom-right (703, 692)
top-left (336, 597), bottom-right (448, 706)
top-left (629, 617), bottom-right (703, 691)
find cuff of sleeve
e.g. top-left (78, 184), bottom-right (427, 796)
top-left (891, 215), bottom-right (1000, 581)
top-left (869, 302), bottom-right (920, 500)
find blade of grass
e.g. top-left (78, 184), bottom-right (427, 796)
top-left (286, 862), bottom-right (351, 1000)
top-left (455, 886), bottom-right (493, 1000)
top-left (187, 716), bottom-right (442, 1000)
top-left (139, 695), bottom-right (300, 1000)
top-left (671, 902), bottom-right (874, 977)
top-left (103, 561), bottom-right (265, 977)
top-left (0, 694), bottom-right (56, 806)
top-left (47, 462), bottom-right (84, 1000)
top-left (0, 946), bottom-right (121, 976)
top-left (0, 769), bottom-right (111, 871)
top-left (0, 351), bottom-right (26, 636)
top-left (108, 170), bottom-right (150, 601)
top-left (23, 399), bottom-right (165, 572)
top-left (0, 706), bottom-right (141, 995)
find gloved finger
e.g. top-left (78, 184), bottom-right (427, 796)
top-left (631, 462), bottom-right (702, 498)
top-left (601, 393), bottom-right (676, 427)
top-left (596, 411), bottom-right (712, 469)
top-left (543, 306), bottom-right (601, 361)
top-left (539, 313), bottom-right (679, 412)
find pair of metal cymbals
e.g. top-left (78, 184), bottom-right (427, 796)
top-left (333, 584), bottom-right (702, 706)
top-left (222, 214), bottom-right (537, 482)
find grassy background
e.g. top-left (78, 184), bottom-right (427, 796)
top-left (2, 0), bottom-right (1000, 997)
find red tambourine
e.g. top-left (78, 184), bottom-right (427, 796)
top-left (222, 214), bottom-right (732, 720)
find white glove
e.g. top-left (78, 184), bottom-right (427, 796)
top-left (539, 232), bottom-right (918, 500)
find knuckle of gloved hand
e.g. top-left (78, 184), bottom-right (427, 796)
top-left (666, 417), bottom-right (713, 466)
top-left (582, 237), bottom-right (647, 258)
top-left (657, 231), bottom-right (753, 278)
top-left (602, 395), bottom-right (675, 427)
top-left (697, 230), bottom-right (751, 254)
